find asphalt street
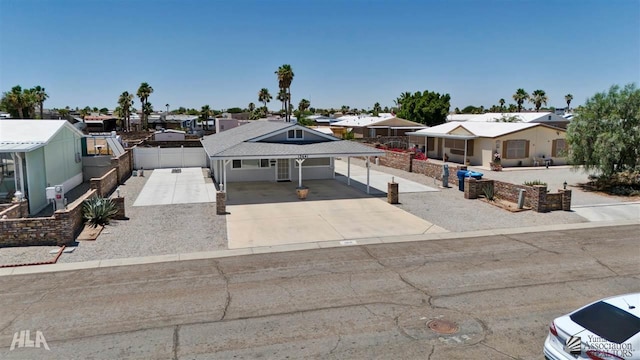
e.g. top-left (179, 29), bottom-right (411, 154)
top-left (0, 224), bottom-right (638, 360)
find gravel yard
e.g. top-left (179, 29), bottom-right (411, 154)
top-left (57, 169), bottom-right (227, 263)
top-left (340, 158), bottom-right (589, 232)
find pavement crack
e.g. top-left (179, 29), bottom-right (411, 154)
top-left (426, 345), bottom-right (435, 360)
top-left (172, 325), bottom-right (180, 360)
top-left (394, 315), bottom-right (418, 341)
top-left (328, 334), bottom-right (341, 354)
top-left (479, 341), bottom-right (518, 359)
top-left (213, 260), bottom-right (231, 321)
top-left (594, 259), bottom-right (619, 276)
top-left (0, 289), bottom-right (50, 334)
top-left (503, 234), bottom-right (560, 255)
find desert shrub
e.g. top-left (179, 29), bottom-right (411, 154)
top-left (83, 197), bottom-right (118, 228)
top-left (482, 185), bottom-right (495, 201)
top-left (524, 180), bottom-right (547, 186)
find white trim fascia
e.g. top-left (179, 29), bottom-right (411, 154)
top-left (249, 124), bottom-right (338, 142)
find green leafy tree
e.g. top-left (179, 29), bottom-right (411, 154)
top-left (58, 106), bottom-right (70, 120)
top-left (396, 90), bottom-right (451, 126)
top-left (136, 82), bottom-right (154, 129)
top-left (565, 94), bottom-right (573, 110)
top-left (512, 88), bottom-right (529, 112)
top-left (298, 98), bottom-right (310, 113)
top-left (529, 89), bottom-right (548, 111)
top-left (199, 105), bottom-right (212, 131)
top-left (275, 64), bottom-right (294, 121)
top-left (99, 107), bottom-right (109, 114)
top-left (248, 102), bottom-right (255, 112)
top-left (566, 83), bottom-right (640, 177)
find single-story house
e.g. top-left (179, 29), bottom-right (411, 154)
top-left (201, 121), bottom-right (385, 195)
top-left (154, 129), bottom-right (186, 141)
top-left (407, 122), bottom-right (568, 168)
top-left (84, 115), bottom-right (118, 132)
top-left (446, 112), bottom-right (569, 129)
top-left (159, 114), bottom-right (199, 131)
top-left (0, 120), bottom-right (85, 214)
top-left (332, 114), bottom-right (427, 137)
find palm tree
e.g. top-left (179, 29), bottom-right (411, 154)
top-left (499, 98), bottom-right (505, 111)
top-left (529, 89), bottom-right (548, 112)
top-left (79, 106), bottom-right (91, 120)
top-left (118, 91), bottom-right (134, 131)
top-left (298, 98), bottom-right (310, 113)
top-left (258, 88), bottom-right (272, 113)
top-left (248, 102), bottom-right (255, 112)
top-left (277, 88), bottom-right (287, 116)
top-left (30, 86), bottom-right (49, 119)
top-left (275, 64), bottom-right (294, 121)
top-left (3, 86), bottom-right (27, 118)
top-left (565, 94), bottom-right (573, 110)
top-left (136, 82), bottom-right (154, 129)
top-left (372, 102), bottom-right (382, 116)
top-left (142, 102), bottom-right (154, 127)
top-left (395, 91), bottom-right (412, 110)
top-left (512, 89), bottom-right (529, 112)
top-left (200, 105), bottom-right (212, 131)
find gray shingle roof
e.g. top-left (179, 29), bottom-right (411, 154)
top-left (201, 120), bottom-right (384, 158)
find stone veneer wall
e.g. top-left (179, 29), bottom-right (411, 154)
top-left (111, 150), bottom-right (133, 184)
top-left (412, 159), bottom-right (464, 186)
top-left (0, 201), bottom-right (29, 219)
top-left (463, 178), bottom-right (572, 212)
top-left (90, 168), bottom-right (118, 197)
top-left (0, 190), bottom-right (97, 247)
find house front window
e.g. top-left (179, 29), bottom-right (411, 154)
top-left (232, 159), bottom-right (270, 169)
top-left (444, 138), bottom-right (474, 156)
top-left (287, 129), bottom-right (303, 140)
top-left (294, 157), bottom-right (331, 167)
top-left (503, 140), bottom-right (529, 159)
top-left (552, 139), bottom-right (567, 157)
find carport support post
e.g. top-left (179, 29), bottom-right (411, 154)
top-left (295, 159), bottom-right (305, 187)
top-left (366, 157), bottom-right (370, 194)
top-left (223, 159), bottom-right (231, 200)
top-left (464, 139), bottom-right (468, 165)
top-left (347, 157), bottom-right (351, 185)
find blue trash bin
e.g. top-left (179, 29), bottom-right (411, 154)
top-left (457, 170), bottom-right (467, 191)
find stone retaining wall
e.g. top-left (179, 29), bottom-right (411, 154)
top-left (0, 190), bottom-right (97, 247)
top-left (0, 201), bottom-right (29, 219)
top-left (363, 148), bottom-right (571, 212)
top-left (90, 168), bottom-right (118, 197)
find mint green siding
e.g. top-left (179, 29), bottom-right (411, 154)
top-left (26, 148), bottom-right (47, 214)
top-left (44, 127), bottom-right (82, 186)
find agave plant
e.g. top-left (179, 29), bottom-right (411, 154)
top-left (482, 185), bottom-right (496, 201)
top-left (83, 197), bottom-right (118, 228)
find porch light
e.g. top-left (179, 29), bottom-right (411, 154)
top-left (563, 181), bottom-right (567, 190)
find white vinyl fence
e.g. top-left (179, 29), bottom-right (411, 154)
top-left (133, 146), bottom-right (207, 169)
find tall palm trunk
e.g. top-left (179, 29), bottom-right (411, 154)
top-left (39, 103), bottom-right (44, 120)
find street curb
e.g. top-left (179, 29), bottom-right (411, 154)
top-left (1, 219), bottom-right (638, 277)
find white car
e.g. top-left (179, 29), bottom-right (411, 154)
top-left (544, 293), bottom-right (640, 360)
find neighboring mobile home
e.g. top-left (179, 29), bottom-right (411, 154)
top-left (0, 120), bottom-right (85, 214)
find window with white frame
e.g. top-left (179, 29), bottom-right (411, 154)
top-left (294, 157), bottom-right (331, 167)
top-left (232, 159), bottom-right (270, 169)
top-left (287, 129), bottom-right (303, 140)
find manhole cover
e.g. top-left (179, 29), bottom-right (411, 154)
top-left (427, 319), bottom-right (459, 334)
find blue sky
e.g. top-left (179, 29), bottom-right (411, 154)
top-left (1, 0), bottom-right (638, 112)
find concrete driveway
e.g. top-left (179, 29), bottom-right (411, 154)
top-left (225, 180), bottom-right (447, 249)
top-left (133, 168), bottom-right (217, 206)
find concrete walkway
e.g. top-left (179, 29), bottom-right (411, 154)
top-left (334, 159), bottom-right (438, 194)
top-left (572, 202), bottom-right (640, 222)
top-left (133, 167), bottom-right (217, 206)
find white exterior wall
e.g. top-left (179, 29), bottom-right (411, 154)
top-left (211, 158), bottom-right (334, 183)
top-left (154, 132), bottom-right (186, 141)
top-left (133, 147), bottom-right (207, 169)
